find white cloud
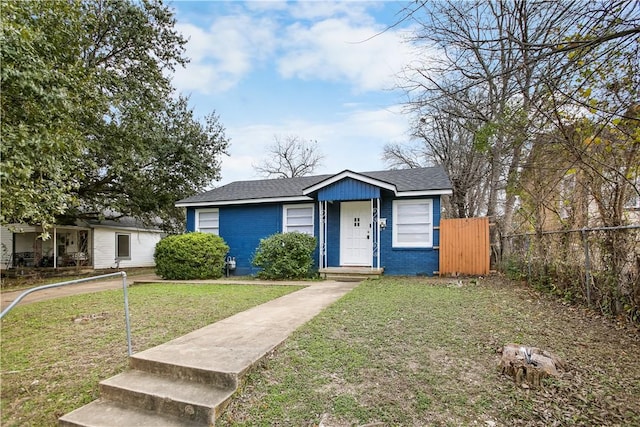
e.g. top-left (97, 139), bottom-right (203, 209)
top-left (278, 18), bottom-right (413, 92)
top-left (244, 0), bottom-right (289, 12)
top-left (287, 1), bottom-right (375, 22)
top-left (172, 2), bottom-right (413, 95)
top-left (168, 2), bottom-right (421, 188)
top-left (172, 16), bottom-right (278, 94)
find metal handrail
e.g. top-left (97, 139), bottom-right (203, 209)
top-left (0, 272), bottom-right (133, 355)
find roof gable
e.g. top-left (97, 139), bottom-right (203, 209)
top-left (315, 177), bottom-right (382, 201)
top-left (303, 170), bottom-right (397, 196)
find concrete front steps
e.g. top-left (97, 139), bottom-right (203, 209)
top-left (319, 267), bottom-right (384, 281)
top-left (59, 280), bottom-right (359, 427)
top-left (59, 356), bottom-right (237, 427)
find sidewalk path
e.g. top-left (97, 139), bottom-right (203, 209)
top-left (59, 279), bottom-right (360, 425)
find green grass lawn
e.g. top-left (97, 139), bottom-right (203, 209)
top-left (2, 277), bottom-right (639, 426)
top-left (219, 277), bottom-right (640, 426)
top-left (0, 283), bottom-right (302, 426)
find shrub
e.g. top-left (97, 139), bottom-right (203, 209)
top-left (252, 232), bottom-right (317, 280)
top-left (154, 232), bottom-right (229, 280)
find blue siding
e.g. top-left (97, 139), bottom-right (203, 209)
top-left (323, 196), bottom-right (441, 275)
top-left (433, 197), bottom-right (442, 248)
top-left (379, 196), bottom-right (441, 276)
top-left (318, 178), bottom-right (380, 201)
top-left (326, 202), bottom-right (341, 267)
top-left (219, 204), bottom-right (282, 275)
top-left (184, 194), bottom-right (442, 276)
top-left (186, 208), bottom-right (196, 232)
top-left (188, 202), bottom-right (320, 276)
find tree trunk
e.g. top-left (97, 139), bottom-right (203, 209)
top-left (499, 343), bottom-right (566, 388)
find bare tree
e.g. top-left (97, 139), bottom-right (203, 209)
top-left (396, 0), bottom-right (639, 218)
top-left (392, 0), bottom-right (639, 276)
top-left (395, 0), bottom-right (568, 231)
top-left (253, 135), bottom-right (324, 178)
top-left (517, 0), bottom-right (640, 230)
top-left (383, 92), bottom-right (491, 218)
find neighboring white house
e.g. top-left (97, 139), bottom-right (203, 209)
top-left (1, 217), bottom-right (163, 271)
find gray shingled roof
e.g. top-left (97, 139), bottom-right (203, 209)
top-left (176, 166), bottom-right (452, 205)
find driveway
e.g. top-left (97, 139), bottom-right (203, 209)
top-left (0, 274), bottom-right (161, 311)
top-left (0, 274), bottom-right (320, 312)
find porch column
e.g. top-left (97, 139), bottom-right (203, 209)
top-left (372, 198), bottom-right (380, 270)
top-left (376, 198), bottom-right (380, 269)
top-left (318, 200), bottom-right (328, 269)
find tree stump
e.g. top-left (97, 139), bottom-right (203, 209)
top-left (499, 344), bottom-right (566, 388)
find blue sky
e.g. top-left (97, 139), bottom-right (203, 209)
top-left (168, 1), bottom-right (419, 185)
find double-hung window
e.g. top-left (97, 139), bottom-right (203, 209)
top-left (392, 199), bottom-right (433, 247)
top-left (197, 209), bottom-right (219, 235)
top-left (283, 204), bottom-right (314, 235)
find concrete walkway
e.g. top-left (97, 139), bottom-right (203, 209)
top-left (59, 279), bottom-right (360, 426)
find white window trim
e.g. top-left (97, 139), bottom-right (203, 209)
top-left (115, 233), bottom-right (131, 260)
top-left (392, 199), bottom-right (433, 248)
top-left (196, 208), bottom-right (219, 235)
top-left (283, 203), bottom-right (314, 236)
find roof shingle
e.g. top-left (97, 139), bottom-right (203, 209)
top-left (176, 166), bottom-right (451, 205)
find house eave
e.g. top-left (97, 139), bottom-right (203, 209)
top-left (302, 170), bottom-right (398, 196)
top-left (91, 224), bottom-right (163, 233)
top-left (2, 223), bottom-right (93, 233)
top-left (397, 189), bottom-right (453, 197)
top-left (175, 195), bottom-right (314, 208)
top-left (176, 190), bottom-right (453, 208)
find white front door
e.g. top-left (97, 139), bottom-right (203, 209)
top-left (340, 201), bottom-right (372, 266)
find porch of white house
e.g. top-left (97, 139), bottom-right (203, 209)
top-left (1, 225), bottom-right (92, 270)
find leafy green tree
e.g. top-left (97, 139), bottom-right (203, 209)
top-left (1, 1), bottom-right (87, 229)
top-left (1, 0), bottom-right (229, 232)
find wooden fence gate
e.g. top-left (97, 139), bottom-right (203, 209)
top-left (439, 217), bottom-right (490, 276)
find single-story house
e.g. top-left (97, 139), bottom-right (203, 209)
top-left (1, 217), bottom-right (163, 271)
top-left (175, 166), bottom-right (453, 276)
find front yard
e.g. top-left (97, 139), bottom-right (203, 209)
top-left (1, 276), bottom-right (639, 426)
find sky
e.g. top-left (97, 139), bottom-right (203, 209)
top-left (167, 0), bottom-right (420, 186)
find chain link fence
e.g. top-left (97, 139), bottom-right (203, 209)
top-left (501, 225), bottom-right (640, 323)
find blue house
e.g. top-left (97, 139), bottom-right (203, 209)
top-left (175, 166), bottom-right (452, 277)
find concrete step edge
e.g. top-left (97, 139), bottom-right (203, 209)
top-left (99, 370), bottom-right (235, 425)
top-left (58, 399), bottom-right (203, 427)
top-left (323, 274), bottom-right (378, 281)
top-left (130, 355), bottom-right (238, 390)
